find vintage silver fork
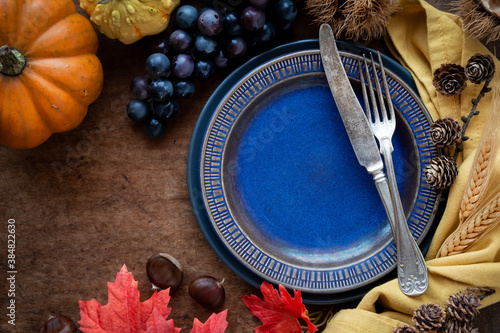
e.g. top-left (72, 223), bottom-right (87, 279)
top-left (358, 52), bottom-right (428, 296)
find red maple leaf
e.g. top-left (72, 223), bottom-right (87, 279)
top-left (242, 281), bottom-right (317, 333)
top-left (142, 308), bottom-right (181, 333)
top-left (190, 310), bottom-right (228, 333)
top-left (79, 265), bottom-right (181, 333)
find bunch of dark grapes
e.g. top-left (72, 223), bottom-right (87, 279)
top-left (127, 0), bottom-right (298, 138)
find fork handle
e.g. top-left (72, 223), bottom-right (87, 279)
top-left (378, 140), bottom-right (428, 296)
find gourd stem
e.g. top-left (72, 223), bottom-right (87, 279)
top-left (97, 0), bottom-right (111, 4)
top-left (0, 45), bottom-right (26, 76)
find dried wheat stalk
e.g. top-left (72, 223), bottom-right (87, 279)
top-left (439, 190), bottom-right (500, 257)
top-left (459, 140), bottom-right (494, 223)
top-left (439, 90), bottom-right (500, 257)
top-left (458, 90), bottom-right (500, 224)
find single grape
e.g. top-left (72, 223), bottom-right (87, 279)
top-left (225, 37), bottom-right (247, 58)
top-left (152, 100), bottom-right (179, 120)
top-left (169, 30), bottom-right (194, 54)
top-left (146, 53), bottom-right (171, 78)
top-left (250, 0), bottom-right (271, 6)
top-left (174, 5), bottom-right (199, 31)
top-left (127, 99), bottom-right (150, 122)
top-left (194, 35), bottom-right (218, 58)
top-left (222, 12), bottom-right (243, 36)
top-left (194, 59), bottom-right (216, 79)
top-left (150, 38), bottom-right (169, 56)
top-left (198, 9), bottom-right (223, 36)
top-left (214, 51), bottom-right (229, 68)
top-left (151, 79), bottom-right (174, 101)
top-left (172, 54), bottom-right (195, 78)
top-left (173, 80), bottom-right (195, 99)
top-left (130, 75), bottom-right (152, 100)
top-left (241, 6), bottom-right (266, 31)
top-left (253, 21), bottom-right (275, 43)
top-left (144, 117), bottom-right (167, 138)
top-left (273, 0), bottom-right (297, 25)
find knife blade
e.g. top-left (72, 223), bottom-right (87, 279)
top-left (319, 24), bottom-right (428, 296)
top-left (319, 24), bottom-right (384, 175)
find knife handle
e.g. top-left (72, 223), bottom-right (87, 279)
top-left (372, 167), bottom-right (428, 296)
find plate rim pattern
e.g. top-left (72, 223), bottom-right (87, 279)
top-left (198, 49), bottom-right (440, 293)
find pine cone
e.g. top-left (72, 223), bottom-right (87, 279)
top-left (433, 63), bottom-right (467, 96)
top-left (465, 53), bottom-right (496, 84)
top-left (442, 320), bottom-right (474, 333)
top-left (412, 303), bottom-right (445, 332)
top-left (429, 117), bottom-right (462, 147)
top-left (393, 324), bottom-right (418, 333)
top-left (424, 156), bottom-right (459, 189)
top-left (446, 290), bottom-right (481, 324)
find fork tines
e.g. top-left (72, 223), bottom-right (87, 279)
top-left (358, 52), bottom-right (395, 124)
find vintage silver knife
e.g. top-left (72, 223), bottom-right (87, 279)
top-left (319, 23), bottom-right (428, 296)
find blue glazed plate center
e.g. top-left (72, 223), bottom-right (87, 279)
top-left (224, 75), bottom-right (414, 268)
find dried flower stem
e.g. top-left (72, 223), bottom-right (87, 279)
top-left (453, 79), bottom-right (492, 160)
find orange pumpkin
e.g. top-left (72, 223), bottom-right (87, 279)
top-left (0, 0), bottom-right (104, 149)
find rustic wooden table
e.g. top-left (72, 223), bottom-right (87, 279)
top-left (0, 0), bottom-right (498, 332)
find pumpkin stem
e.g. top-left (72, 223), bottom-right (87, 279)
top-left (0, 45), bottom-right (26, 76)
top-left (97, 0), bottom-right (111, 4)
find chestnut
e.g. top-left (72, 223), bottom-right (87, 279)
top-left (189, 275), bottom-right (225, 309)
top-left (146, 253), bottom-right (183, 290)
top-left (37, 315), bottom-right (76, 333)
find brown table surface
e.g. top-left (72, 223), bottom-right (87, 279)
top-left (1, 0), bottom-right (498, 332)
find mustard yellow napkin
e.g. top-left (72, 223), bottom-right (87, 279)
top-left (324, 1), bottom-right (500, 332)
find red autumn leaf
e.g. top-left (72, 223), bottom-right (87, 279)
top-left (242, 281), bottom-right (317, 333)
top-left (79, 264), bottom-right (181, 333)
top-left (142, 308), bottom-right (181, 333)
top-left (190, 310), bottom-right (228, 333)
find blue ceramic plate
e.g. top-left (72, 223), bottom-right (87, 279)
top-left (188, 40), bottom-right (440, 303)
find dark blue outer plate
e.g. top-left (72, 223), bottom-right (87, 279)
top-left (188, 40), bottom-right (440, 304)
